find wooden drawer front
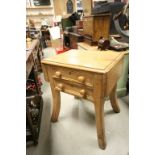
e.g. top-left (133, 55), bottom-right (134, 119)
top-left (53, 79), bottom-right (93, 101)
top-left (83, 17), bottom-right (93, 37)
top-left (50, 66), bottom-right (94, 87)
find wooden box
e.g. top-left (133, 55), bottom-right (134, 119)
top-left (83, 14), bottom-right (111, 42)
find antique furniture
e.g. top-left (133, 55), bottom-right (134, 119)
top-left (83, 14), bottom-right (111, 45)
top-left (78, 42), bottom-right (129, 97)
top-left (26, 95), bottom-right (43, 145)
top-left (26, 38), bottom-right (43, 78)
top-left (26, 37), bottom-right (43, 145)
top-left (41, 50), bottom-right (124, 149)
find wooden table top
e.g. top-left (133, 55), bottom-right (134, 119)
top-left (42, 50), bottom-right (124, 73)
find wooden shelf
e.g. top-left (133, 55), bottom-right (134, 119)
top-left (27, 14), bottom-right (53, 17)
top-left (26, 6), bottom-right (53, 9)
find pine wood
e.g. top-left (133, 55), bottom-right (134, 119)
top-left (83, 14), bottom-right (111, 41)
top-left (41, 49), bottom-right (124, 149)
top-left (77, 42), bottom-right (129, 97)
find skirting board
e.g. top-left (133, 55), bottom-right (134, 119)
top-left (117, 88), bottom-right (127, 98)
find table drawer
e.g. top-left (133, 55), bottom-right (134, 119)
top-left (50, 66), bottom-right (94, 87)
top-left (53, 79), bottom-right (93, 101)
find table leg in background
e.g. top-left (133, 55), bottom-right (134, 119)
top-left (109, 84), bottom-right (120, 113)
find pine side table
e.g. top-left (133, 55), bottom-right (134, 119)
top-left (41, 50), bottom-right (124, 149)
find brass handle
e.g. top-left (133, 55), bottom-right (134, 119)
top-left (80, 89), bottom-right (86, 97)
top-left (55, 83), bottom-right (64, 91)
top-left (78, 76), bottom-right (85, 83)
top-left (55, 71), bottom-right (61, 78)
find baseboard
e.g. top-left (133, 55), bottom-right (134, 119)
top-left (117, 88), bottom-right (127, 98)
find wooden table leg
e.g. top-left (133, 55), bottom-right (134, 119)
top-left (93, 74), bottom-right (106, 149)
top-left (94, 97), bottom-right (106, 149)
top-left (50, 82), bottom-right (61, 122)
top-left (109, 84), bottom-right (120, 113)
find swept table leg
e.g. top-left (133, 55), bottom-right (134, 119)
top-left (109, 84), bottom-right (120, 113)
top-left (94, 97), bottom-right (106, 149)
top-left (93, 74), bottom-right (106, 149)
top-left (50, 81), bottom-right (61, 122)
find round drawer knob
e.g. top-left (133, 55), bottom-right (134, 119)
top-left (55, 83), bottom-right (64, 91)
top-left (80, 89), bottom-right (86, 96)
top-left (78, 76), bottom-right (85, 83)
top-left (55, 71), bottom-right (61, 78)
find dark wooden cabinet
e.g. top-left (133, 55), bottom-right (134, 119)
top-left (26, 36), bottom-right (43, 145)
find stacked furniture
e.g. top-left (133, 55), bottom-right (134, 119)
top-left (26, 34), bottom-right (43, 145)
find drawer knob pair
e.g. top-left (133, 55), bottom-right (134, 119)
top-left (78, 76), bottom-right (85, 83)
top-left (55, 83), bottom-right (64, 91)
top-left (55, 71), bottom-right (61, 78)
top-left (80, 89), bottom-right (86, 97)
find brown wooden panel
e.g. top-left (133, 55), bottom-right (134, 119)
top-left (106, 58), bottom-right (124, 96)
top-left (83, 16), bottom-right (94, 37)
top-left (83, 14), bottom-right (111, 42)
top-left (94, 15), bottom-right (111, 40)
